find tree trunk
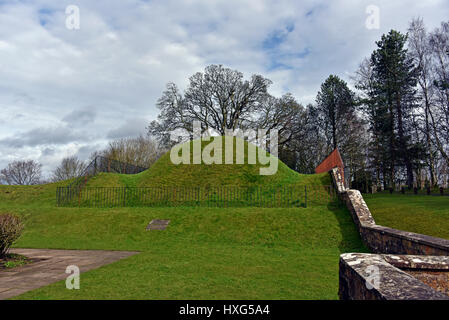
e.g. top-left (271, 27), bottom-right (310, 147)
top-left (429, 102), bottom-right (449, 168)
top-left (395, 93), bottom-right (413, 189)
top-left (423, 90), bottom-right (437, 186)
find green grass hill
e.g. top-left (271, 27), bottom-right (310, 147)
top-left (0, 137), bottom-right (330, 207)
top-left (86, 137), bottom-right (330, 188)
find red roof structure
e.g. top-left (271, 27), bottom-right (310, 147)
top-left (315, 149), bottom-right (345, 181)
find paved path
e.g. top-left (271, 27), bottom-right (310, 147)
top-left (0, 248), bottom-right (139, 300)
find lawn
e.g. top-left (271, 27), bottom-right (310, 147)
top-left (364, 193), bottom-right (449, 240)
top-left (0, 193), bottom-right (366, 299)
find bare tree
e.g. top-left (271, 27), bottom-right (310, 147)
top-left (148, 64), bottom-right (272, 145)
top-left (408, 17), bottom-right (438, 186)
top-left (0, 160), bottom-right (42, 185)
top-left (97, 135), bottom-right (161, 168)
top-left (275, 104), bottom-right (328, 173)
top-left (255, 93), bottom-right (305, 146)
top-left (51, 156), bottom-right (87, 182)
top-left (353, 58), bottom-right (384, 188)
top-left (428, 21), bottom-right (449, 170)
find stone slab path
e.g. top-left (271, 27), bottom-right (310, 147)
top-left (0, 248), bottom-right (139, 300)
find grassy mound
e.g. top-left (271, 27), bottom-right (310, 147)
top-left (86, 137), bottom-right (330, 188)
top-left (0, 137), bottom-right (331, 208)
top-left (64, 137), bottom-right (332, 207)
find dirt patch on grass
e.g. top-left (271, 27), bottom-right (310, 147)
top-left (0, 253), bottom-right (36, 270)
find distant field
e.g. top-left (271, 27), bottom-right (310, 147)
top-left (364, 193), bottom-right (449, 240)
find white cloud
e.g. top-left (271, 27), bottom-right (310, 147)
top-left (106, 118), bottom-right (148, 139)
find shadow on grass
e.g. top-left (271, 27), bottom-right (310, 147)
top-left (327, 199), bottom-right (369, 254)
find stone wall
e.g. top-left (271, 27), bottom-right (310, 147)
top-left (331, 167), bottom-right (449, 299)
top-left (331, 168), bottom-right (449, 256)
top-left (339, 253), bottom-right (449, 300)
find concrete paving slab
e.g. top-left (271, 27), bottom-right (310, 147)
top-left (0, 248), bottom-right (139, 300)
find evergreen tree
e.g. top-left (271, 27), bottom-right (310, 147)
top-left (314, 75), bottom-right (367, 185)
top-left (315, 75), bottom-right (356, 150)
top-left (369, 30), bottom-right (418, 188)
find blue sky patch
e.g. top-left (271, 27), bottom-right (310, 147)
top-left (38, 8), bottom-right (53, 26)
top-left (262, 22), bottom-right (295, 50)
top-left (266, 47), bottom-right (311, 71)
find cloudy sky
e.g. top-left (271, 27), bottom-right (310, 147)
top-left (1, 0), bottom-right (448, 177)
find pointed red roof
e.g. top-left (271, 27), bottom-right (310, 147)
top-left (315, 149), bottom-right (344, 179)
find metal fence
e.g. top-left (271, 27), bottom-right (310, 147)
top-left (56, 185), bottom-right (336, 208)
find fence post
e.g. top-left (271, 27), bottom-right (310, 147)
top-left (123, 187), bottom-right (127, 207)
top-left (304, 185), bottom-right (307, 208)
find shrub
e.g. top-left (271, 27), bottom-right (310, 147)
top-left (0, 214), bottom-right (24, 258)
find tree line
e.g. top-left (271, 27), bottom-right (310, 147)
top-left (2, 17), bottom-right (448, 191)
top-left (0, 135), bottom-right (162, 185)
top-left (148, 17), bottom-right (449, 191)
top-left (353, 18), bottom-right (449, 190)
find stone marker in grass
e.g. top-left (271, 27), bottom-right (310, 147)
top-left (146, 219), bottom-right (170, 231)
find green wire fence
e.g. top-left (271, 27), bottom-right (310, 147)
top-left (56, 185), bottom-right (336, 208)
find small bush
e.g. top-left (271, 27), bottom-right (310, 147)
top-left (0, 214), bottom-right (24, 258)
